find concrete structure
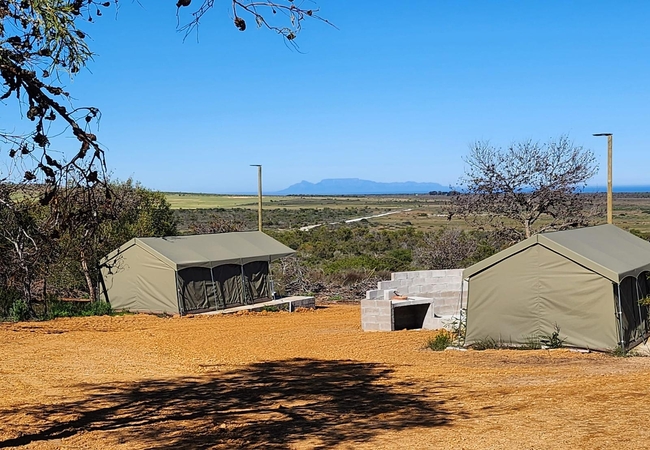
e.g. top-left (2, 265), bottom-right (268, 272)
top-left (362, 269), bottom-right (466, 331)
top-left (202, 295), bottom-right (315, 315)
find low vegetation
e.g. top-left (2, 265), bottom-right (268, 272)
top-left (4, 175), bottom-right (650, 323)
top-left (0, 179), bottom-right (177, 321)
top-left (426, 330), bottom-right (455, 351)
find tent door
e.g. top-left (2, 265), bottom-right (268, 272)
top-left (243, 261), bottom-right (271, 304)
top-left (618, 275), bottom-right (650, 348)
top-left (177, 267), bottom-right (217, 313)
top-left (212, 264), bottom-right (245, 309)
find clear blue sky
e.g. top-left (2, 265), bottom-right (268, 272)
top-left (13, 1), bottom-right (650, 192)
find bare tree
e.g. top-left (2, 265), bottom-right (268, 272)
top-left (413, 228), bottom-right (479, 270)
top-left (188, 215), bottom-right (247, 234)
top-left (179, 1), bottom-right (335, 42)
top-left (451, 136), bottom-right (602, 242)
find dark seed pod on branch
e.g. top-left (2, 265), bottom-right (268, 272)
top-left (79, 141), bottom-right (90, 158)
top-left (235, 17), bottom-right (246, 31)
top-left (45, 155), bottom-right (63, 170)
top-left (176, 0), bottom-right (191, 7)
top-left (39, 164), bottom-right (56, 178)
top-left (33, 133), bottom-right (49, 148)
top-left (39, 189), bottom-right (56, 206)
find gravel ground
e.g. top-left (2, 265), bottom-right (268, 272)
top-left (1, 304), bottom-right (650, 449)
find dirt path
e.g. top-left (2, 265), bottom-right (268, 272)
top-left (1, 305), bottom-right (649, 449)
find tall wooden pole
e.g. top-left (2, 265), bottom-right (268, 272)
top-left (607, 134), bottom-right (613, 225)
top-left (251, 164), bottom-right (262, 231)
top-left (593, 133), bottom-right (613, 224)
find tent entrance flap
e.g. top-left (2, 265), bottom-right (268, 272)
top-left (618, 274), bottom-right (650, 348)
top-left (177, 267), bottom-right (216, 313)
top-left (212, 264), bottom-right (245, 308)
top-left (243, 261), bottom-right (271, 303)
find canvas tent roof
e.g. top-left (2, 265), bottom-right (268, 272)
top-left (463, 224), bottom-right (650, 283)
top-left (101, 231), bottom-right (295, 270)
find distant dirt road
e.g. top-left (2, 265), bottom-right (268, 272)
top-left (1, 305), bottom-right (649, 449)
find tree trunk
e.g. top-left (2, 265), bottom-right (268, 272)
top-left (43, 276), bottom-right (49, 317)
top-left (80, 249), bottom-right (97, 302)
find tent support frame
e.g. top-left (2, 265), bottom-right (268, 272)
top-left (616, 282), bottom-right (625, 350)
top-left (209, 267), bottom-right (219, 311)
top-left (460, 279), bottom-right (469, 347)
top-left (635, 277), bottom-right (645, 338)
top-left (175, 272), bottom-right (183, 316)
top-left (240, 263), bottom-right (248, 305)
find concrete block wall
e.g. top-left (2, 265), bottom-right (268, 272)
top-left (289, 296), bottom-right (316, 310)
top-left (362, 269), bottom-right (467, 332)
top-left (360, 299), bottom-right (393, 331)
top-left (366, 269), bottom-right (466, 309)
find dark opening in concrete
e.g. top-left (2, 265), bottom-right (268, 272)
top-left (393, 304), bottom-right (430, 330)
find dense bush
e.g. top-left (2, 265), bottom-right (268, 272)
top-left (264, 223), bottom-right (500, 301)
top-left (0, 287), bottom-right (22, 320)
top-left (0, 179), bottom-right (177, 320)
top-left (46, 300), bottom-right (113, 319)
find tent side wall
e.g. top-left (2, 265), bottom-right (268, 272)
top-left (537, 246), bottom-right (618, 350)
top-left (466, 246), bottom-right (542, 345)
top-left (466, 244), bottom-right (618, 351)
top-left (100, 244), bottom-right (179, 314)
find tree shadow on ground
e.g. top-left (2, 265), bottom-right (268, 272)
top-left (0, 358), bottom-right (464, 449)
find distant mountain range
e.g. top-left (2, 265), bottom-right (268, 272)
top-left (272, 178), bottom-right (449, 195)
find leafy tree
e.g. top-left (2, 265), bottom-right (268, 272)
top-left (107, 180), bottom-right (178, 246)
top-left (54, 179), bottom-right (178, 302)
top-left (1, 0), bottom-right (328, 312)
top-left (451, 136), bottom-right (601, 242)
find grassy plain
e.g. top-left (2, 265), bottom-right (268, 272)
top-left (165, 193), bottom-right (435, 211)
top-left (166, 192), bottom-right (650, 233)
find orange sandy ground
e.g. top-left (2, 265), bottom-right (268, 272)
top-left (1, 305), bottom-right (650, 449)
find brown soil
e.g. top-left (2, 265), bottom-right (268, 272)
top-left (1, 305), bottom-right (649, 449)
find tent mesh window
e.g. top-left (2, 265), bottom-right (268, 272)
top-left (618, 274), bottom-right (650, 347)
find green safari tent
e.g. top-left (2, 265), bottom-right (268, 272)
top-left (463, 225), bottom-right (650, 351)
top-left (99, 231), bottom-right (295, 315)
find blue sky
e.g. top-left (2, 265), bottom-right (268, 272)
top-left (7, 1), bottom-right (650, 193)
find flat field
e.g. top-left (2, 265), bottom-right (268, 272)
top-left (2, 305), bottom-right (650, 449)
top-left (167, 192), bottom-right (650, 232)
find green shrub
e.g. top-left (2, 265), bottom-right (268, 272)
top-left (470, 337), bottom-right (501, 350)
top-left (611, 346), bottom-right (629, 357)
top-left (444, 309), bottom-right (466, 343)
top-left (522, 335), bottom-right (542, 350)
top-left (0, 287), bottom-right (23, 319)
top-left (9, 298), bottom-right (31, 322)
top-left (47, 300), bottom-right (112, 319)
top-left (540, 324), bottom-right (565, 349)
top-left (260, 305), bottom-right (280, 312)
top-left (426, 330), bottom-right (454, 351)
